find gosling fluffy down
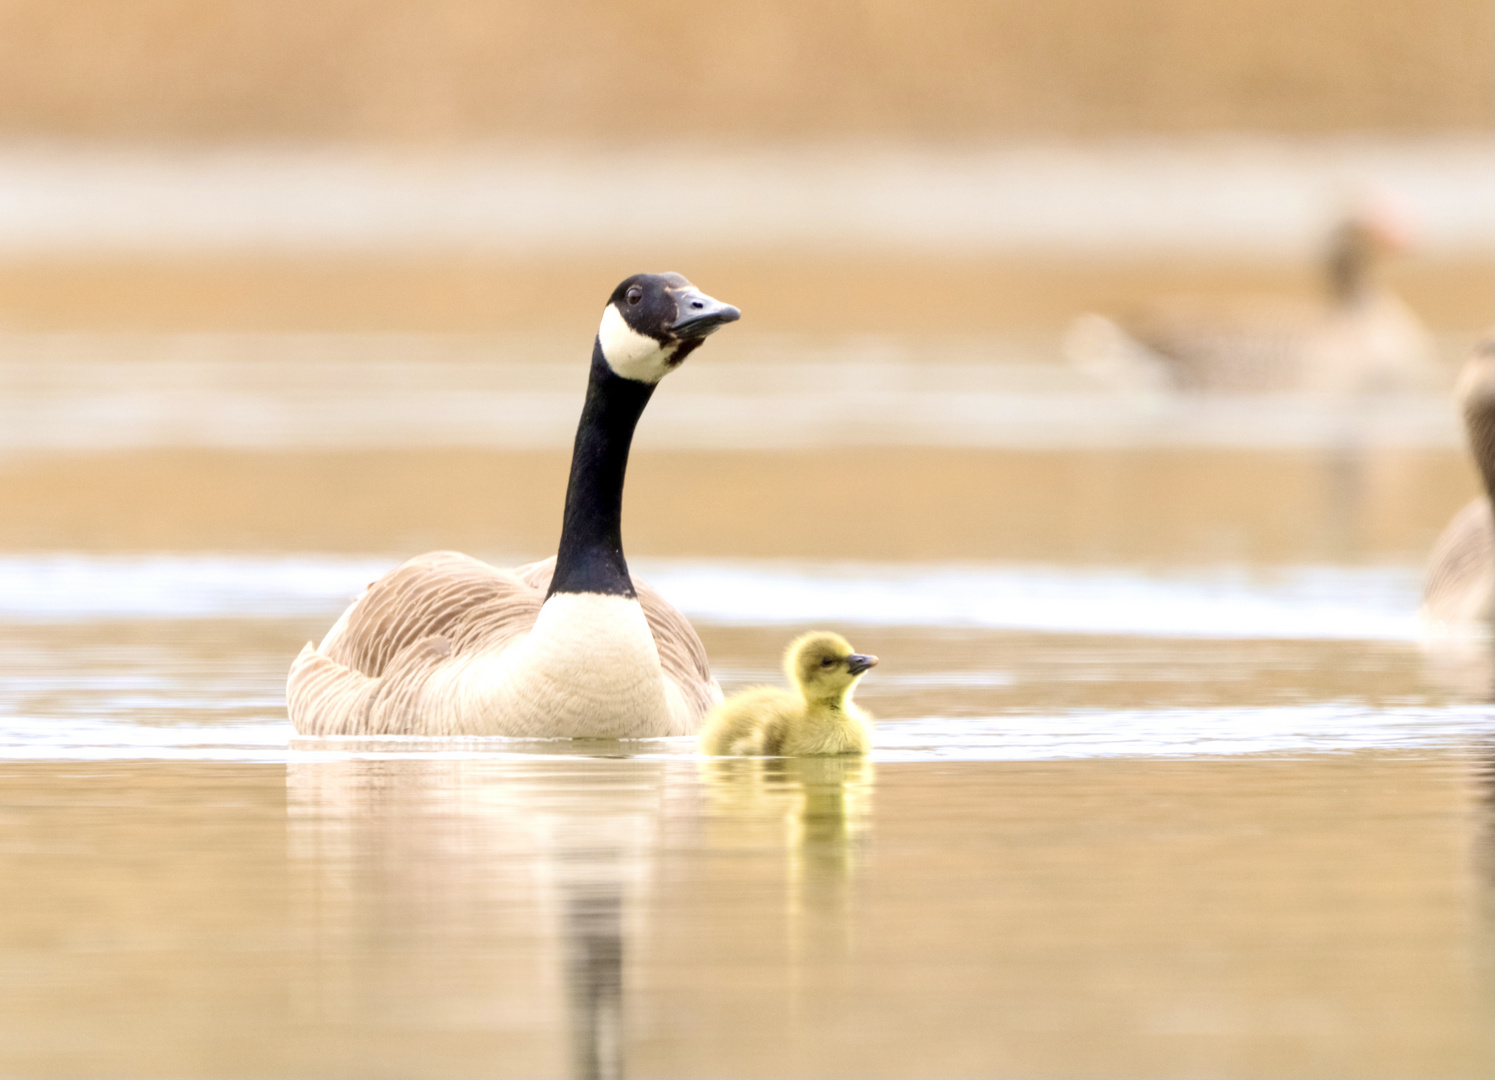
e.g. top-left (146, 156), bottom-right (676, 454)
top-left (699, 632), bottom-right (878, 756)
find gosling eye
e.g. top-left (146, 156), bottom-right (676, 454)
top-left (626, 286), bottom-right (643, 305)
top-left (820, 657), bottom-right (836, 669)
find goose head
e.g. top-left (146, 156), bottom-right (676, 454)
top-left (1328, 198), bottom-right (1416, 304)
top-left (786, 631), bottom-right (879, 706)
top-left (597, 272), bottom-right (740, 383)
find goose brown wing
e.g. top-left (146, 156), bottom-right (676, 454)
top-left (512, 556), bottom-right (721, 717)
top-left (1423, 497), bottom-right (1495, 624)
top-left (321, 550), bottom-right (544, 678)
top-left (1129, 297), bottom-right (1320, 392)
top-left (286, 643), bottom-right (377, 736)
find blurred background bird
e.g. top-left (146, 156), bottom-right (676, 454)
top-left (1066, 198), bottom-right (1441, 395)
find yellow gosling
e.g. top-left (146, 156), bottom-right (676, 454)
top-left (699, 632), bottom-right (877, 756)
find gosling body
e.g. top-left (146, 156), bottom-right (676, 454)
top-left (701, 632), bottom-right (877, 756)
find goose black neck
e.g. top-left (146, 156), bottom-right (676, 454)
top-left (548, 341), bottom-right (656, 598)
top-left (1327, 228), bottom-right (1371, 306)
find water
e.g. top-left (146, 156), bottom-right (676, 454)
top-left (0, 553), bottom-right (1484, 761)
top-left (0, 556), bottom-right (1490, 1075)
top-left (0, 332), bottom-right (1492, 1076)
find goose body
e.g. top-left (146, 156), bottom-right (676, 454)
top-left (288, 273), bottom-right (740, 737)
top-left (1423, 342), bottom-right (1495, 629)
top-left (700, 632), bottom-right (878, 756)
top-left (1068, 207), bottom-right (1438, 394)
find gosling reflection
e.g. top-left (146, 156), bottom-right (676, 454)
top-left (287, 754), bottom-right (668, 1080)
top-left (701, 755), bottom-right (875, 927)
top-left (789, 757), bottom-right (876, 888)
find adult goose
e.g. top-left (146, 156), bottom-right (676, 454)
top-left (1423, 341), bottom-right (1495, 629)
top-left (1067, 204), bottom-right (1437, 394)
top-left (288, 273), bottom-right (740, 737)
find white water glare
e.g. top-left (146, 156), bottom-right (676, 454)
top-left (0, 709), bottom-right (1489, 765)
top-left (0, 553), bottom-right (1426, 641)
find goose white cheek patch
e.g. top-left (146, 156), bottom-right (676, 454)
top-left (598, 304), bottom-right (678, 383)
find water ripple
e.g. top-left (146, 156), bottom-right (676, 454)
top-left (0, 706), bottom-right (1488, 764)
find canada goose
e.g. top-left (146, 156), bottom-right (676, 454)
top-left (1067, 203), bottom-right (1437, 394)
top-left (1423, 341), bottom-right (1495, 628)
top-left (699, 632), bottom-right (878, 756)
top-left (287, 273), bottom-right (740, 737)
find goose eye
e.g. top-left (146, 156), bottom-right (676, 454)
top-left (626, 286), bottom-right (643, 306)
top-left (820, 657), bottom-right (835, 668)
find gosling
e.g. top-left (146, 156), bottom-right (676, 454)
top-left (699, 632), bottom-right (878, 756)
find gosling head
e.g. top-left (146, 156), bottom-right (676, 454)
top-left (786, 631), bottom-right (879, 705)
top-left (597, 272), bottom-right (741, 384)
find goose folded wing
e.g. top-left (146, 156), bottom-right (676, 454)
top-left (319, 550), bottom-right (544, 678)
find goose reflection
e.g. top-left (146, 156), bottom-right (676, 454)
top-left (286, 747), bottom-right (670, 1080)
top-left (562, 882), bottom-right (623, 1080)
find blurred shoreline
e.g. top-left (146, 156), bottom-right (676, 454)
top-left (0, 333), bottom-right (1478, 452)
top-left (0, 444), bottom-right (1473, 562)
top-left (1, 0), bottom-right (1486, 139)
top-left (0, 138), bottom-right (1488, 258)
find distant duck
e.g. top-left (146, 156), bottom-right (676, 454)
top-left (700, 632), bottom-right (878, 756)
top-left (288, 273), bottom-right (740, 737)
top-left (1422, 340), bottom-right (1495, 629)
top-left (1067, 202), bottom-right (1438, 394)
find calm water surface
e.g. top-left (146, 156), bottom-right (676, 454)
top-left (0, 558), bottom-right (1491, 1078)
top-left (1, 336), bottom-right (1493, 1076)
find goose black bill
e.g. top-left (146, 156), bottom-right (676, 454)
top-left (846, 654), bottom-right (879, 676)
top-left (671, 288), bottom-right (741, 339)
